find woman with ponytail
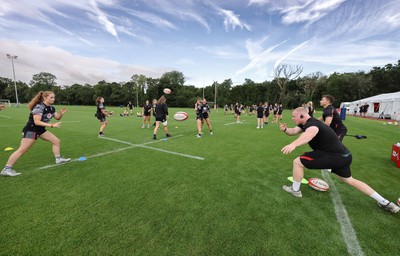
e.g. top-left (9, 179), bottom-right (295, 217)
top-left (1, 91), bottom-right (70, 177)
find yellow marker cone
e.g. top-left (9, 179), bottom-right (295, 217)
top-left (4, 147), bottom-right (14, 151)
top-left (287, 176), bottom-right (308, 184)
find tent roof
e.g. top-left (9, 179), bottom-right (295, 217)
top-left (350, 91), bottom-right (400, 103)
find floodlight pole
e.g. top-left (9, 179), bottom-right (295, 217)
top-left (214, 80), bottom-right (217, 111)
top-left (6, 54), bottom-right (19, 107)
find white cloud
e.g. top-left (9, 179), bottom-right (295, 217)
top-left (219, 9), bottom-right (252, 31)
top-left (125, 10), bottom-right (177, 30)
top-left (273, 40), bottom-right (309, 69)
top-left (0, 39), bottom-right (170, 85)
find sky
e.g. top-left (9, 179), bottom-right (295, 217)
top-left (1, 0), bottom-right (400, 87)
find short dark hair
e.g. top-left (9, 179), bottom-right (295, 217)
top-left (323, 95), bottom-right (334, 104)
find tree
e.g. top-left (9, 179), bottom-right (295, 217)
top-left (28, 72), bottom-right (57, 99)
top-left (0, 77), bottom-right (12, 99)
top-left (299, 72), bottom-right (326, 102)
top-left (159, 71), bottom-right (185, 107)
top-left (273, 64), bottom-right (303, 104)
top-left (131, 74), bottom-right (147, 107)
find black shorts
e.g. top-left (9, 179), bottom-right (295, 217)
top-left (155, 117), bottom-right (166, 122)
top-left (22, 126), bottom-right (46, 140)
top-left (264, 112), bottom-right (269, 117)
top-left (299, 150), bottom-right (352, 178)
top-left (203, 113), bottom-right (209, 119)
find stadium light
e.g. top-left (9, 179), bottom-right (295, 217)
top-left (214, 80), bottom-right (217, 111)
top-left (6, 54), bottom-right (19, 107)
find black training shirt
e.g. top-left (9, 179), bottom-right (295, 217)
top-left (298, 118), bottom-right (348, 154)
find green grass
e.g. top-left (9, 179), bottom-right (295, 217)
top-left (0, 106), bottom-right (399, 255)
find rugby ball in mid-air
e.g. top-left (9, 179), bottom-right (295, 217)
top-left (308, 178), bottom-right (329, 191)
top-left (173, 111), bottom-right (188, 121)
top-left (163, 88), bottom-right (171, 94)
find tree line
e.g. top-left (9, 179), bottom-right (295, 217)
top-left (0, 60), bottom-right (399, 109)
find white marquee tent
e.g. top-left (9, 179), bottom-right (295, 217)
top-left (344, 91), bottom-right (400, 120)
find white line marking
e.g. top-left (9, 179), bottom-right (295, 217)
top-left (102, 135), bottom-right (204, 160)
top-left (321, 171), bottom-right (364, 256)
top-left (38, 134), bottom-right (203, 170)
top-left (39, 146), bottom-right (136, 170)
top-left (0, 115), bottom-right (11, 118)
top-left (225, 121), bottom-right (244, 126)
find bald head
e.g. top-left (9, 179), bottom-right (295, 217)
top-left (293, 107), bottom-right (308, 116)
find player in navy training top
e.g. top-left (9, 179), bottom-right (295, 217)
top-left (256, 102), bottom-right (265, 129)
top-left (96, 97), bottom-right (111, 137)
top-left (195, 98), bottom-right (204, 138)
top-left (201, 98), bottom-right (213, 135)
top-left (1, 91), bottom-right (70, 177)
top-left (153, 96), bottom-right (171, 140)
top-left (142, 100), bottom-right (152, 128)
top-left (278, 107), bottom-right (399, 213)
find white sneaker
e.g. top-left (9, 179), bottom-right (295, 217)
top-left (210, 132), bottom-right (213, 135)
top-left (56, 157), bottom-right (71, 164)
top-left (257, 126), bottom-right (260, 129)
top-left (196, 134), bottom-right (202, 138)
top-left (141, 125), bottom-right (145, 129)
top-left (282, 185), bottom-right (302, 197)
top-left (378, 202), bottom-right (400, 213)
top-left (322, 169), bottom-right (332, 172)
top-left (1, 169), bottom-right (21, 177)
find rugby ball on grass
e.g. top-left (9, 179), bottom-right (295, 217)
top-left (397, 198), bottom-right (400, 207)
top-left (163, 88), bottom-right (171, 94)
top-left (308, 177), bottom-right (329, 191)
top-left (173, 111), bottom-right (188, 121)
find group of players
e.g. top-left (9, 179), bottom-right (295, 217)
top-left (225, 102), bottom-right (284, 126)
top-left (1, 91), bottom-right (399, 214)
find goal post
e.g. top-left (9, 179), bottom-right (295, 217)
top-left (0, 99), bottom-right (11, 107)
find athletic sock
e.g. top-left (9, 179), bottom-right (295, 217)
top-left (370, 192), bottom-right (389, 205)
top-left (292, 180), bottom-right (301, 191)
top-left (3, 165), bottom-right (12, 171)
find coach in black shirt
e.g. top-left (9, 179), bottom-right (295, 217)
top-left (319, 94), bottom-right (347, 141)
top-left (278, 107), bottom-right (399, 213)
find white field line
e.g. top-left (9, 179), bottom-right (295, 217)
top-left (38, 134), bottom-right (202, 170)
top-left (0, 115), bottom-right (11, 119)
top-left (39, 136), bottom-right (181, 170)
top-left (38, 146), bottom-right (136, 170)
top-left (224, 120), bottom-right (245, 126)
top-left (102, 135), bottom-right (204, 160)
top-left (321, 171), bottom-right (364, 256)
